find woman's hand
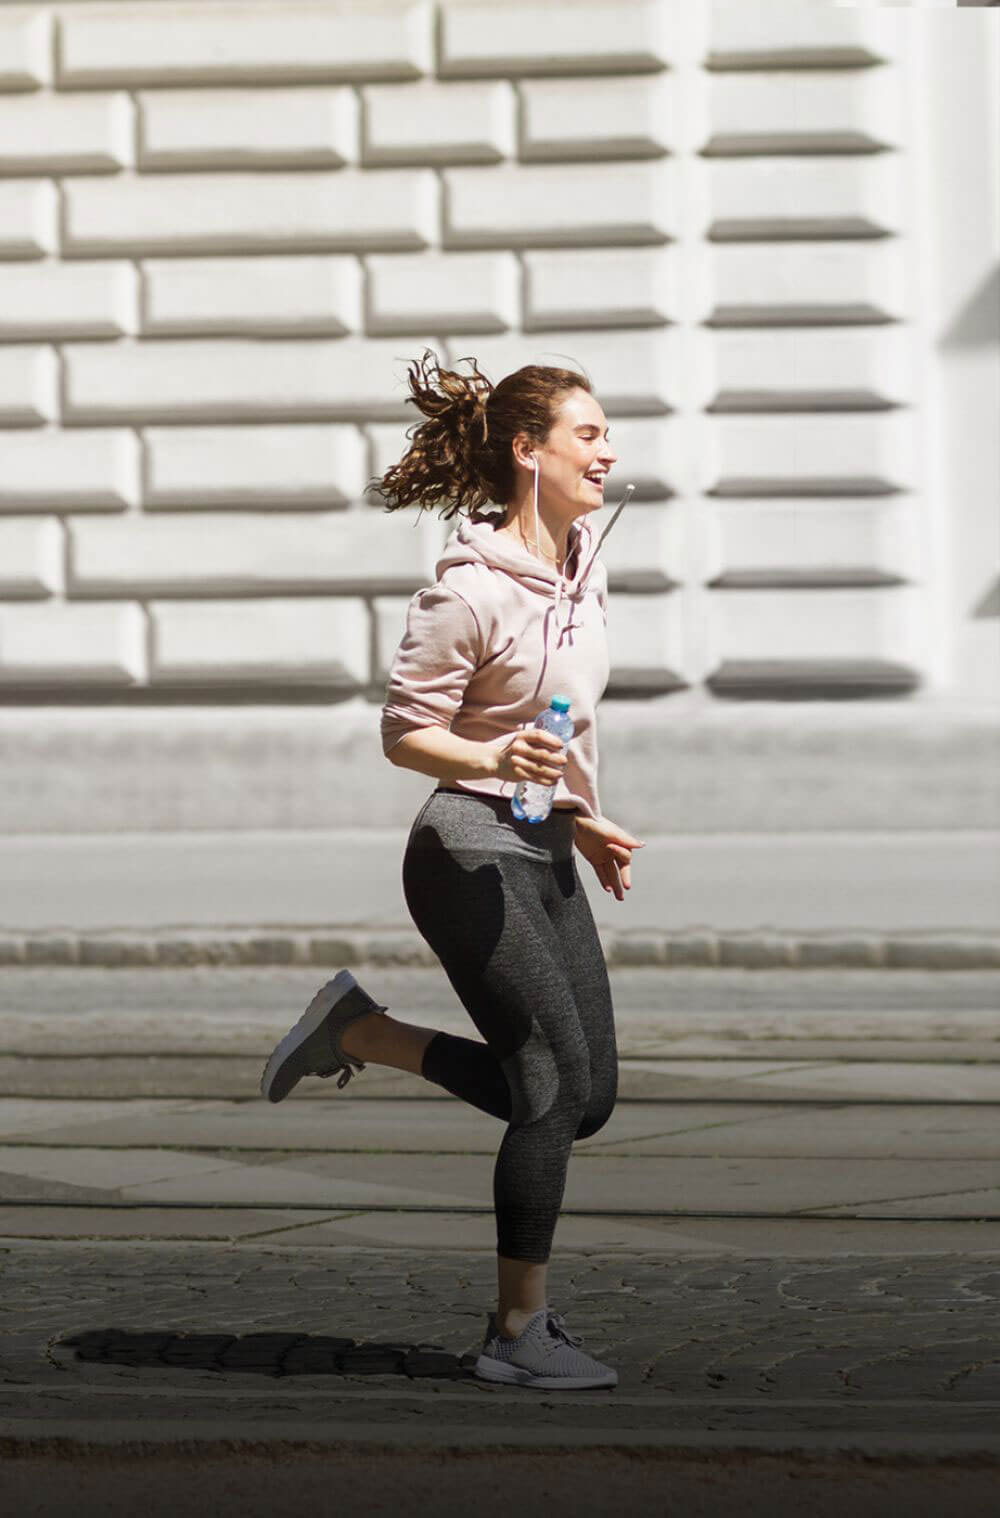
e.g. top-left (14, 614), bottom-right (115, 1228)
top-left (574, 814), bottom-right (645, 900)
top-left (491, 729), bottom-right (568, 788)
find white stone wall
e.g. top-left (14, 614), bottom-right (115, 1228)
top-left (0, 0), bottom-right (995, 706)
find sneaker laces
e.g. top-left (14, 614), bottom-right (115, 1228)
top-left (544, 1312), bottom-right (584, 1351)
top-left (315, 1055), bottom-right (365, 1089)
top-left (316, 1008), bottom-right (371, 1088)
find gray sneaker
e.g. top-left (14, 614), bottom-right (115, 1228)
top-left (474, 1308), bottom-right (617, 1390)
top-left (259, 969), bottom-right (388, 1103)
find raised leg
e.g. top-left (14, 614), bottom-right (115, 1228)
top-left (339, 1011), bottom-right (436, 1077)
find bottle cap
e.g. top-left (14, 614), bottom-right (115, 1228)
top-left (550, 695), bottom-right (570, 713)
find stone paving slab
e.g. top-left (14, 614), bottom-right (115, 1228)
top-left (3, 1149), bottom-right (999, 1221)
top-left (3, 1097), bottom-right (1000, 1161)
top-left (7, 1006), bottom-right (1000, 1064)
top-left (5, 1210), bottom-right (1000, 1254)
top-left (5, 1054), bottom-right (1000, 1103)
top-left (0, 1243), bottom-right (998, 1453)
top-left (0, 1206), bottom-right (353, 1242)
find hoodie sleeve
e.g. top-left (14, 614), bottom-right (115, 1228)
top-left (381, 583), bottom-right (484, 756)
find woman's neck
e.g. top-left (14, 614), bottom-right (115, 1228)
top-left (496, 502), bottom-right (574, 571)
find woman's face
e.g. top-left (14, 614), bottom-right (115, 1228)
top-left (530, 388), bottom-right (618, 519)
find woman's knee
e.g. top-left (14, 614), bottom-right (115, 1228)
top-left (503, 1033), bottom-right (594, 1129)
top-left (573, 1080), bottom-right (617, 1141)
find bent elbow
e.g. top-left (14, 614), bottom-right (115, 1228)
top-left (383, 729), bottom-right (416, 767)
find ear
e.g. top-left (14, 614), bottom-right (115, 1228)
top-left (511, 432), bottom-right (537, 472)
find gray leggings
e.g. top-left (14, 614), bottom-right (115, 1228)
top-left (402, 787), bottom-right (618, 1264)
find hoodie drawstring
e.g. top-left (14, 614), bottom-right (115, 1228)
top-left (557, 484), bottom-right (635, 648)
top-left (530, 475), bottom-right (636, 658)
top-left (574, 484), bottom-right (635, 596)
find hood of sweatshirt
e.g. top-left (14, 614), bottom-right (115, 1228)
top-left (434, 487), bottom-right (634, 683)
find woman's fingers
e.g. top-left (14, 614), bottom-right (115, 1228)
top-left (496, 730), bottom-right (568, 785)
top-left (527, 735), bottom-right (567, 766)
top-left (520, 731), bottom-right (567, 784)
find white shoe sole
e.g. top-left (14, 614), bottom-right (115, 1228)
top-left (473, 1354), bottom-right (617, 1390)
top-left (259, 968), bottom-right (359, 1102)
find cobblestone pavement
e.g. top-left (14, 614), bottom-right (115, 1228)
top-left (1, 1242), bottom-right (998, 1451)
top-left (3, 966), bottom-right (999, 1464)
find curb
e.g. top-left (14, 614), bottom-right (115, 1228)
top-left (2, 929), bottom-right (1000, 970)
top-left (1, 1425), bottom-right (999, 1461)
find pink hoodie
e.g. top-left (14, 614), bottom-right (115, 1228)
top-left (381, 490), bottom-right (632, 821)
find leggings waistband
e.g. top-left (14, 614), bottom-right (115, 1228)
top-left (409, 786), bottom-right (577, 862)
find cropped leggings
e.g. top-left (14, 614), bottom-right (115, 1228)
top-left (402, 788), bottom-right (618, 1264)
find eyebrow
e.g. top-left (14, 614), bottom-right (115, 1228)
top-left (573, 424), bottom-right (610, 434)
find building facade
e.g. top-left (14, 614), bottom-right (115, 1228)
top-left (1, 0), bottom-right (997, 953)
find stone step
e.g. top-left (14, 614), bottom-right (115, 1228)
top-left (2, 967), bottom-right (999, 1050)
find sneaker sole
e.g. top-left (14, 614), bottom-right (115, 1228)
top-left (472, 1354), bottom-right (617, 1390)
top-left (259, 968), bottom-right (359, 1103)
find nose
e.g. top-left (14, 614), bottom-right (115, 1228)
top-left (598, 439), bottom-right (617, 466)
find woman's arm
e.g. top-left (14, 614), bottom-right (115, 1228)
top-left (387, 726), bottom-right (499, 783)
top-left (388, 725), bottom-right (568, 788)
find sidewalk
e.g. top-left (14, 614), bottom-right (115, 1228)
top-left (1, 966), bottom-right (998, 1482)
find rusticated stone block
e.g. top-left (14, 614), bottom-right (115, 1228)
top-left (79, 937), bottom-right (157, 968)
top-left (362, 79), bottom-right (514, 165)
top-left (309, 936), bottom-right (365, 967)
top-left (440, 1), bottom-right (673, 78)
top-left (0, 603), bottom-right (146, 687)
top-left (443, 162), bottom-right (675, 248)
top-left (795, 937), bottom-right (885, 970)
top-left (137, 86), bottom-right (359, 170)
top-left (0, 10), bottom-right (52, 92)
top-left (0, 345), bottom-right (58, 426)
top-left (0, 429), bottom-right (139, 512)
top-left (361, 933), bottom-right (438, 967)
top-left (24, 935), bottom-right (79, 965)
top-left (885, 937), bottom-right (1000, 971)
top-left (59, 3), bottom-right (433, 87)
top-left (0, 519), bottom-right (62, 599)
top-left (0, 261), bottom-right (136, 342)
top-left (148, 597), bottom-right (369, 687)
top-left (142, 423), bottom-right (366, 508)
top-left (606, 934), bottom-right (668, 967)
top-left (63, 170), bottom-right (438, 257)
top-left (0, 91), bottom-right (133, 175)
top-left (666, 935), bottom-right (720, 968)
top-left (717, 935), bottom-right (794, 969)
top-left (0, 179), bottom-right (58, 258)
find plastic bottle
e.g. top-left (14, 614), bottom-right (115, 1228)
top-left (511, 696), bottom-right (574, 824)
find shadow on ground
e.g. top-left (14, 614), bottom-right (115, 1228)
top-left (60, 1327), bottom-right (470, 1378)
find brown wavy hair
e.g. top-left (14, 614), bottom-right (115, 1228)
top-left (371, 348), bottom-right (591, 518)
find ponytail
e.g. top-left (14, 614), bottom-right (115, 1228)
top-left (371, 348), bottom-right (590, 518)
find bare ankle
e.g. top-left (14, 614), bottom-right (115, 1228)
top-left (339, 1013), bottom-right (436, 1078)
top-left (496, 1308), bottom-right (544, 1340)
top-left (339, 1010), bottom-right (383, 1062)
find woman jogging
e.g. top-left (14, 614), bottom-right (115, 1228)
top-left (260, 350), bottom-right (644, 1390)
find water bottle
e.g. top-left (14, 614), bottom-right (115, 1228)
top-left (511, 696), bottom-right (574, 824)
